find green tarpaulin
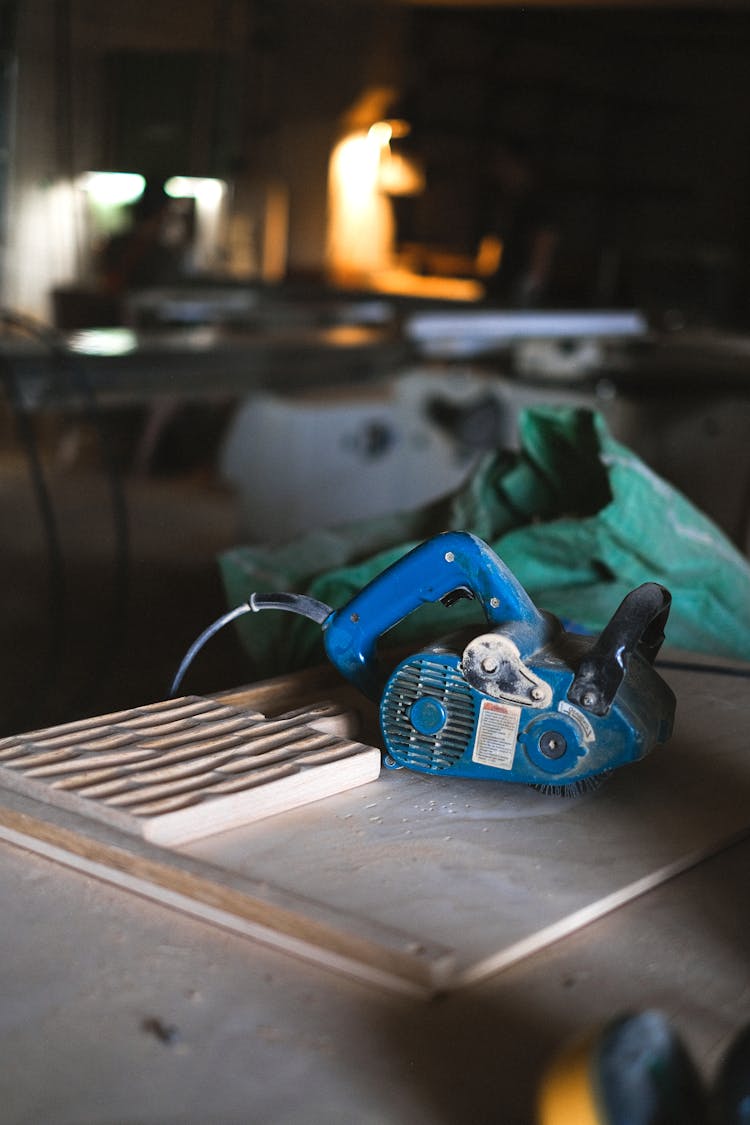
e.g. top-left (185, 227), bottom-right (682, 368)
top-left (220, 407), bottom-right (750, 680)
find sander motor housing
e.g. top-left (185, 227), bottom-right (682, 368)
top-left (380, 632), bottom-right (674, 787)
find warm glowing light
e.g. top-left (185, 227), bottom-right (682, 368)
top-left (333, 135), bottom-right (383, 203)
top-left (475, 234), bottom-right (504, 278)
top-left (367, 121), bottom-right (393, 146)
top-left (378, 150), bottom-right (425, 197)
top-left (327, 129), bottom-right (396, 281)
top-left (327, 117), bottom-right (423, 285)
top-left (385, 118), bottom-right (411, 139)
top-left (78, 172), bottom-right (145, 205)
top-left (370, 269), bottom-right (484, 302)
top-left (164, 176), bottom-right (226, 204)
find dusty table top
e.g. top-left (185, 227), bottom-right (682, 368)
top-left (2, 656), bottom-right (749, 1123)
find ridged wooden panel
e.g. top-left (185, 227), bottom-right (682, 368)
top-left (0, 696), bottom-right (380, 846)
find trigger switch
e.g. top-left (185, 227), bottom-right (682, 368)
top-left (440, 586), bottom-right (474, 609)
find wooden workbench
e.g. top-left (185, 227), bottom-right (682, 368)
top-left (2, 656), bottom-right (749, 1122)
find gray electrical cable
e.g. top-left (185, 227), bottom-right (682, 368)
top-left (169, 591), bottom-right (333, 697)
top-left (170, 603), bottom-right (252, 697)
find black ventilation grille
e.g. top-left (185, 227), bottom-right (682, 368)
top-left (381, 657), bottom-right (477, 772)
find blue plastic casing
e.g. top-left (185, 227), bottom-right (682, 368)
top-left (321, 531), bottom-right (556, 700)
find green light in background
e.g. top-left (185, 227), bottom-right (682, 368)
top-left (78, 172), bottom-right (146, 205)
top-left (164, 176), bottom-right (225, 203)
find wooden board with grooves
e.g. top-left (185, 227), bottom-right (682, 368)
top-left (0, 695), bottom-right (381, 846)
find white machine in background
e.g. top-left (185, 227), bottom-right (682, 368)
top-left (218, 365), bottom-right (635, 545)
top-left (219, 370), bottom-right (487, 543)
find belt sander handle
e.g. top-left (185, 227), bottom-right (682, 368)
top-left (322, 531), bottom-right (556, 699)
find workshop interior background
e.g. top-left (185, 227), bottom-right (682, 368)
top-left (1, 0), bottom-right (750, 736)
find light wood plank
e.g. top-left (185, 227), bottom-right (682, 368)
top-left (0, 788), bottom-right (454, 997)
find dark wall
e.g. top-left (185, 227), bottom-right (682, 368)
top-left (395, 6), bottom-right (750, 320)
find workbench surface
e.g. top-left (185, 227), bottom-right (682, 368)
top-left (2, 660), bottom-right (749, 1124)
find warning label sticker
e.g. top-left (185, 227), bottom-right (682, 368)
top-left (472, 699), bottom-right (521, 771)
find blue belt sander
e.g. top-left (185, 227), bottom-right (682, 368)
top-left (174, 531), bottom-right (676, 795)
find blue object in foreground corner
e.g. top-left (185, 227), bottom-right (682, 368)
top-left (244, 531), bottom-right (676, 796)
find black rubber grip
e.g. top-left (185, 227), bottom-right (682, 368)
top-left (567, 582), bottom-right (672, 716)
